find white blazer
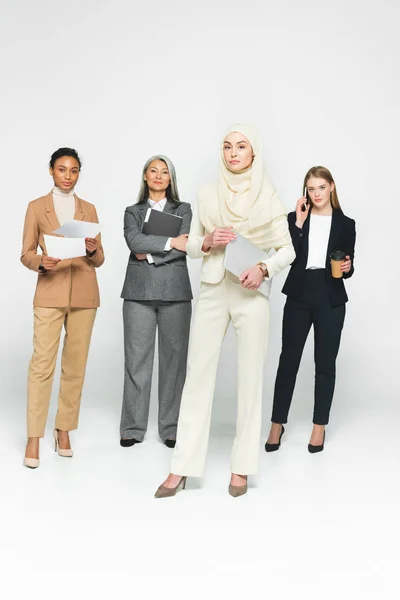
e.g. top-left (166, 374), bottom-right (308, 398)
top-left (186, 183), bottom-right (295, 285)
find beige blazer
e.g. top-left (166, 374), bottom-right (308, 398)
top-left (186, 183), bottom-right (295, 284)
top-left (21, 192), bottom-right (104, 308)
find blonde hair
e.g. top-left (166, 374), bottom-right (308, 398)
top-left (303, 166), bottom-right (342, 211)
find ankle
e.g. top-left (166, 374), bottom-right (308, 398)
top-left (270, 423), bottom-right (283, 435)
top-left (27, 437), bottom-right (39, 446)
top-left (57, 429), bottom-right (70, 438)
top-left (231, 473), bottom-right (247, 481)
top-left (25, 438), bottom-right (40, 458)
top-left (310, 426), bottom-right (325, 441)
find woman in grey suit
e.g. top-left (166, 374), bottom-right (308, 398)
top-left (120, 155), bottom-right (192, 448)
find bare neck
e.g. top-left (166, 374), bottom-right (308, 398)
top-left (311, 205), bottom-right (333, 217)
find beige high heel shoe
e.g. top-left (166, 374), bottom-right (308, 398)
top-left (53, 429), bottom-right (73, 458)
top-left (24, 438), bottom-right (40, 469)
top-left (228, 476), bottom-right (248, 498)
top-left (154, 476), bottom-right (187, 498)
top-left (24, 457), bottom-right (40, 469)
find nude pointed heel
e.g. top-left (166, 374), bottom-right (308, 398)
top-left (23, 457), bottom-right (40, 469)
top-left (53, 429), bottom-right (73, 458)
top-left (24, 438), bottom-right (40, 469)
top-left (228, 482), bottom-right (248, 498)
top-left (154, 476), bottom-right (187, 498)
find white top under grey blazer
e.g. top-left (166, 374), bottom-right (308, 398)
top-left (121, 200), bottom-right (193, 302)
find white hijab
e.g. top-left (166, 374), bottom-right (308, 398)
top-left (214, 123), bottom-right (287, 248)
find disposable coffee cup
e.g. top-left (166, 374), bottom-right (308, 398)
top-left (330, 250), bottom-right (346, 278)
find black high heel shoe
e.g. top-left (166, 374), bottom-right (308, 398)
top-left (265, 425), bottom-right (285, 453)
top-left (308, 431), bottom-right (325, 453)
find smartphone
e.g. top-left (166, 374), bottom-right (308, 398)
top-left (301, 186), bottom-right (308, 212)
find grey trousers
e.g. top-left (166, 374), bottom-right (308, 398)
top-left (120, 299), bottom-right (192, 442)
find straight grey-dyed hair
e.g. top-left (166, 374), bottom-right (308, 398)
top-left (136, 154), bottom-right (181, 205)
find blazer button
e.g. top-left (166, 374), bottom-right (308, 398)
top-left (299, 233), bottom-right (304, 238)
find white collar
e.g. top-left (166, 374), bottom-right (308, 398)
top-left (148, 197), bottom-right (167, 208)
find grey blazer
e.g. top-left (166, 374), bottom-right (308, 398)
top-left (121, 200), bottom-right (193, 301)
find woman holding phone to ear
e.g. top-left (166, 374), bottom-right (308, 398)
top-left (265, 166), bottom-right (356, 453)
top-left (21, 147), bottom-right (104, 468)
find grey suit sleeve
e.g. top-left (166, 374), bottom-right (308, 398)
top-left (124, 207), bottom-right (169, 254)
top-left (151, 203), bottom-right (193, 266)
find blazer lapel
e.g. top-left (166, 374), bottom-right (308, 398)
top-left (74, 195), bottom-right (86, 221)
top-left (302, 212), bottom-right (311, 259)
top-left (45, 191), bottom-right (86, 233)
top-left (44, 192), bottom-right (61, 233)
top-left (162, 200), bottom-right (176, 215)
top-left (327, 209), bottom-right (345, 259)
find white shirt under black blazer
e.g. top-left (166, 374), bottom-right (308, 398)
top-left (282, 209), bottom-right (356, 306)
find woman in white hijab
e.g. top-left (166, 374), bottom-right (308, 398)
top-left (155, 124), bottom-right (295, 497)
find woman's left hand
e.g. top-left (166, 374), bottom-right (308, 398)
top-left (85, 238), bottom-right (98, 253)
top-left (239, 264), bottom-right (264, 290)
top-left (341, 255), bottom-right (352, 273)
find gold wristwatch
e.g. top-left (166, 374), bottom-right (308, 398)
top-left (257, 262), bottom-right (269, 278)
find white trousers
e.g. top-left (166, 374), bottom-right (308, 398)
top-left (171, 273), bottom-right (270, 477)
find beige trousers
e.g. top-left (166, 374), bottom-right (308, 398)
top-left (171, 273), bottom-right (270, 477)
top-left (27, 307), bottom-right (97, 437)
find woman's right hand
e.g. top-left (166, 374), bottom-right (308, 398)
top-left (295, 197), bottom-right (309, 229)
top-left (202, 227), bottom-right (237, 251)
top-left (171, 234), bottom-right (189, 252)
top-left (41, 256), bottom-right (60, 271)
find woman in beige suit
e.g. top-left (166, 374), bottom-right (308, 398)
top-left (21, 147), bottom-right (104, 468)
top-left (155, 124), bottom-right (295, 497)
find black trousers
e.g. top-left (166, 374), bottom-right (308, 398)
top-left (271, 270), bottom-right (345, 425)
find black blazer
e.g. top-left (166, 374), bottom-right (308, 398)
top-left (121, 200), bottom-right (193, 302)
top-left (282, 209), bottom-right (356, 306)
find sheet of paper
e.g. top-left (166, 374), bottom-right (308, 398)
top-left (44, 235), bottom-right (86, 260)
top-left (53, 220), bottom-right (102, 238)
top-left (223, 232), bottom-right (273, 298)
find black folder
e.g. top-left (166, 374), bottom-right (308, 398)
top-left (142, 208), bottom-right (182, 237)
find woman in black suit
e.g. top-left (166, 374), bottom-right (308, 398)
top-left (265, 166), bottom-right (356, 453)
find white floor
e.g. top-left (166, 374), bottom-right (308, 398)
top-left (1, 398), bottom-right (399, 600)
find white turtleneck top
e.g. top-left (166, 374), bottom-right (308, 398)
top-left (53, 186), bottom-right (75, 226)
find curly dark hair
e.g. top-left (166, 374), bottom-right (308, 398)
top-left (49, 147), bottom-right (82, 170)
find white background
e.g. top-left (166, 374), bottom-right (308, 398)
top-left (0, 0), bottom-right (399, 597)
